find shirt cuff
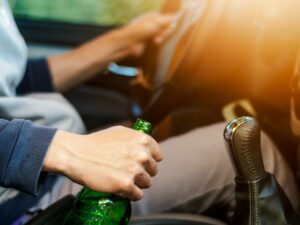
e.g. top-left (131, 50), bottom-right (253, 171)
top-left (16, 58), bottom-right (54, 94)
top-left (4, 120), bottom-right (57, 195)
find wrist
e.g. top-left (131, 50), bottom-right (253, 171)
top-left (105, 27), bottom-right (142, 60)
top-left (43, 130), bottom-right (82, 175)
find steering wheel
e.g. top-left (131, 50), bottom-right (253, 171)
top-left (137, 0), bottom-right (300, 123)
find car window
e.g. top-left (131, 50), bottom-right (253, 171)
top-left (9, 0), bottom-right (164, 26)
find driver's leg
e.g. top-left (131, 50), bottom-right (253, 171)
top-left (132, 122), bottom-right (299, 220)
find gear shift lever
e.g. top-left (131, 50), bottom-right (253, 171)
top-left (224, 117), bottom-right (300, 225)
top-left (224, 117), bottom-right (267, 182)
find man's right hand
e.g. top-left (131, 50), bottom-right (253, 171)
top-left (43, 126), bottom-right (162, 201)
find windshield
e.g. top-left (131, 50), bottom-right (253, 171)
top-left (9, 0), bottom-right (164, 25)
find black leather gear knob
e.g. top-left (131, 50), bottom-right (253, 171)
top-left (224, 116), bottom-right (267, 181)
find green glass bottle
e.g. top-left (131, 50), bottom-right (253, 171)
top-left (63, 119), bottom-right (153, 225)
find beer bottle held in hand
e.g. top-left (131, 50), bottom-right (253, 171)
top-left (63, 119), bottom-right (153, 225)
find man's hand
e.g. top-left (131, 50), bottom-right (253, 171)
top-left (43, 126), bottom-right (162, 201)
top-left (118, 12), bottom-right (175, 59)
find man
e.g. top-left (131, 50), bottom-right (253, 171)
top-left (0, 1), bottom-right (168, 223)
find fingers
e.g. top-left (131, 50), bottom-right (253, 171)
top-left (153, 14), bottom-right (177, 44)
top-left (115, 133), bottom-right (162, 201)
top-left (156, 14), bottom-right (176, 28)
top-left (132, 147), bottom-right (157, 176)
top-left (153, 10), bottom-right (187, 44)
top-left (145, 154), bottom-right (159, 177)
top-left (116, 182), bottom-right (144, 201)
top-left (134, 169), bottom-right (153, 189)
top-left (127, 163), bottom-right (153, 188)
top-left (131, 132), bottom-right (162, 178)
top-left (78, 162), bottom-right (147, 201)
top-left (114, 167), bottom-right (151, 201)
top-left (137, 133), bottom-right (163, 162)
top-left (129, 12), bottom-right (175, 41)
top-left (125, 185), bottom-right (144, 201)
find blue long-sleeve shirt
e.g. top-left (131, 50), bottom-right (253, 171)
top-left (0, 119), bottom-right (56, 195)
top-left (16, 58), bottom-right (54, 94)
top-left (0, 59), bottom-right (57, 224)
top-left (0, 58), bottom-right (85, 224)
top-left (0, 58), bottom-right (56, 195)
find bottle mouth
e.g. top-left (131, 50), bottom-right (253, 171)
top-left (134, 119), bottom-right (153, 134)
top-left (224, 116), bottom-right (254, 142)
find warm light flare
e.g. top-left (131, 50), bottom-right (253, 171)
top-left (141, 0), bottom-right (300, 112)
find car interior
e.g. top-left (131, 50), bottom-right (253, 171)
top-left (13, 1), bottom-right (227, 224)
top-left (6, 0), bottom-right (300, 224)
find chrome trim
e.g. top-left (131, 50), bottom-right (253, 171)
top-left (224, 116), bottom-right (253, 142)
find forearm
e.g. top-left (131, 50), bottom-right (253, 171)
top-left (48, 28), bottom-right (136, 92)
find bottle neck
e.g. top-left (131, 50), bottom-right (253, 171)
top-left (133, 119), bottom-right (152, 135)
